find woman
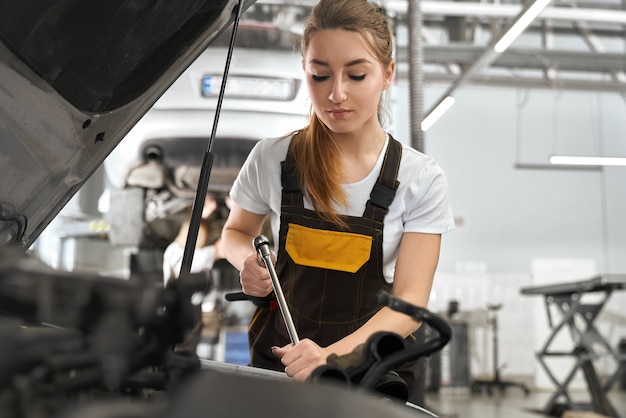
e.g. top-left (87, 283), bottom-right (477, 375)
top-left (162, 195), bottom-right (223, 286)
top-left (221, 0), bottom-right (455, 403)
top-left (163, 195), bottom-right (223, 352)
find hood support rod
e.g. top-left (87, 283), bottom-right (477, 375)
top-left (179, 0), bottom-right (245, 282)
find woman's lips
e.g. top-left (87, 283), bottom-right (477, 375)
top-left (328, 109), bottom-right (350, 118)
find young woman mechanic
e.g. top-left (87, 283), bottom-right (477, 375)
top-left (221, 0), bottom-right (455, 402)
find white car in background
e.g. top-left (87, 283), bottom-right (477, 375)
top-left (104, 24), bottom-right (308, 251)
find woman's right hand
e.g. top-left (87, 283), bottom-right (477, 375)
top-left (221, 202), bottom-right (274, 297)
top-left (240, 252), bottom-right (274, 297)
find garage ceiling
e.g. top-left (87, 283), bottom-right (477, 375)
top-left (253, 0), bottom-right (626, 92)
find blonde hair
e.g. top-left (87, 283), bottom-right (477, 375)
top-left (291, 0), bottom-right (394, 227)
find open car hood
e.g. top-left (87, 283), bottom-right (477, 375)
top-left (0, 0), bottom-right (255, 248)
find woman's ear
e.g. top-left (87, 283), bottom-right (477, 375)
top-left (383, 61), bottom-right (395, 89)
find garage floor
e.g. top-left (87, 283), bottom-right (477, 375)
top-left (423, 389), bottom-right (626, 418)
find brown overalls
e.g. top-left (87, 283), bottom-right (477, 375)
top-left (247, 136), bottom-right (424, 402)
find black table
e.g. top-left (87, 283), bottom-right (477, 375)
top-left (520, 275), bottom-right (626, 418)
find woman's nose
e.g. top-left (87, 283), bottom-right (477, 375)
top-left (328, 79), bottom-right (347, 103)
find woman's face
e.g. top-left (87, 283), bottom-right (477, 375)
top-left (303, 29), bottom-right (394, 136)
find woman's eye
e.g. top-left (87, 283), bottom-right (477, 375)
top-left (350, 75), bottom-right (366, 81)
top-left (311, 74), bottom-right (329, 82)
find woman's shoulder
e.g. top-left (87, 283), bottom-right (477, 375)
top-left (396, 141), bottom-right (445, 176)
top-left (253, 133), bottom-right (295, 157)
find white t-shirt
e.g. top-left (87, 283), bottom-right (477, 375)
top-left (162, 241), bottom-right (218, 285)
top-left (230, 134), bottom-right (455, 283)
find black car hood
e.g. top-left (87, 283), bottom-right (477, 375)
top-left (0, 0), bottom-right (255, 248)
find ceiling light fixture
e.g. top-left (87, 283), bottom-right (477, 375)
top-left (494, 0), bottom-right (553, 53)
top-left (420, 0), bottom-right (551, 132)
top-left (549, 155), bottom-right (626, 167)
top-left (421, 96), bottom-right (456, 132)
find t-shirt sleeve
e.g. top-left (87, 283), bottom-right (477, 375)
top-left (404, 160), bottom-right (455, 234)
top-left (230, 140), bottom-right (272, 215)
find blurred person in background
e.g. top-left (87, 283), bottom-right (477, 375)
top-left (163, 195), bottom-right (223, 285)
top-left (163, 194), bottom-right (224, 353)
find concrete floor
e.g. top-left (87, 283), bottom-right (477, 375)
top-left (423, 388), bottom-right (626, 418)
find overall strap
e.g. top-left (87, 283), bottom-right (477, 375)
top-left (281, 139), bottom-right (303, 206)
top-left (281, 135), bottom-right (403, 218)
top-left (363, 136), bottom-right (402, 221)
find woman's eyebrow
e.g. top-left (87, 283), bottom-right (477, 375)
top-left (308, 58), bottom-right (372, 67)
top-left (346, 58), bottom-right (371, 67)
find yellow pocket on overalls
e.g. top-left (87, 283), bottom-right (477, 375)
top-left (285, 223), bottom-right (372, 273)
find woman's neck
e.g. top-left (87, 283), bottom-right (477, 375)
top-left (333, 128), bottom-right (387, 184)
top-left (332, 122), bottom-right (386, 157)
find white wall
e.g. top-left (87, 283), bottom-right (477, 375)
top-left (393, 83), bottom-right (626, 273)
top-left (391, 81), bottom-right (626, 386)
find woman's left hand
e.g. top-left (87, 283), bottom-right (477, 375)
top-left (271, 339), bottom-right (330, 381)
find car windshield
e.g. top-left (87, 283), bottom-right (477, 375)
top-left (210, 24), bottom-right (301, 53)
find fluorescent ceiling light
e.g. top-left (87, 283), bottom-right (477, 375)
top-left (421, 96), bottom-right (456, 132)
top-left (494, 0), bottom-right (552, 53)
top-left (419, 0), bottom-right (550, 132)
top-left (549, 155), bottom-right (626, 166)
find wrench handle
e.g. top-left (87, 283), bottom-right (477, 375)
top-left (253, 235), bottom-right (300, 345)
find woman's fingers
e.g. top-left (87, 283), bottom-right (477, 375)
top-left (272, 339), bottom-right (329, 381)
top-left (240, 254), bottom-right (273, 296)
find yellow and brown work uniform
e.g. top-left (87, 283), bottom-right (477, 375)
top-left (248, 137), bottom-right (423, 398)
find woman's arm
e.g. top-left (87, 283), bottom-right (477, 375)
top-left (275, 231), bottom-right (442, 380)
top-left (329, 231), bottom-right (441, 353)
top-left (221, 202), bottom-right (274, 297)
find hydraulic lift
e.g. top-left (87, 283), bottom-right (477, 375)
top-left (521, 275), bottom-right (626, 418)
